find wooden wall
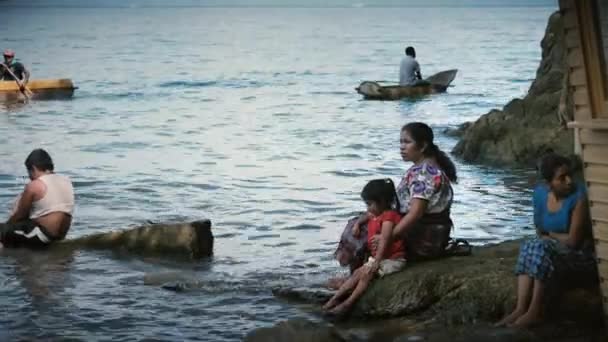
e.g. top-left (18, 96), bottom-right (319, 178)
top-left (561, 0), bottom-right (608, 322)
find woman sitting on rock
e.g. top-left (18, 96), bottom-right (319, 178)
top-left (333, 122), bottom-right (458, 282)
top-left (497, 153), bottom-right (596, 328)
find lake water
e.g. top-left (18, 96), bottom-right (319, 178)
top-left (0, 5), bottom-right (556, 341)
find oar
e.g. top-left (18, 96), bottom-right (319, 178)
top-left (1, 63), bottom-right (33, 99)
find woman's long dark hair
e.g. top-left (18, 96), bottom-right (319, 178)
top-left (361, 178), bottom-right (401, 212)
top-left (402, 122), bottom-right (457, 183)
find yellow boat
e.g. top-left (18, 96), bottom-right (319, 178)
top-left (0, 79), bottom-right (76, 101)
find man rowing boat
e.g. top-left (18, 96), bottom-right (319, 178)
top-left (1, 49), bottom-right (30, 91)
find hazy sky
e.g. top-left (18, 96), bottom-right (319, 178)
top-left (0, 0), bottom-right (557, 7)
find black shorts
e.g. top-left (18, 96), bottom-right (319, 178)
top-left (0, 220), bottom-right (55, 249)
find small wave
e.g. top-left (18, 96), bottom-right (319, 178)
top-left (247, 234), bottom-right (281, 240)
top-left (264, 242), bottom-right (297, 247)
top-left (282, 224), bottom-right (322, 231)
top-left (158, 81), bottom-right (218, 88)
top-left (214, 232), bottom-right (239, 239)
top-left (325, 170), bottom-right (372, 178)
top-left (96, 91), bottom-right (146, 99)
top-left (309, 91), bottom-right (350, 95)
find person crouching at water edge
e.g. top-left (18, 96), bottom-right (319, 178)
top-left (496, 153), bottom-right (597, 328)
top-left (0, 149), bottom-right (75, 249)
top-left (323, 178), bottom-right (406, 316)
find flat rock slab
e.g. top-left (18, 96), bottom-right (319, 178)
top-left (56, 219), bottom-right (213, 259)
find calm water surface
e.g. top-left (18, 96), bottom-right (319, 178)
top-left (0, 6), bottom-right (555, 341)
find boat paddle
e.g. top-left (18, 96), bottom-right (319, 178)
top-left (0, 63), bottom-right (33, 99)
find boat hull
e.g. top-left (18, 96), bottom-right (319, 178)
top-left (356, 69), bottom-right (458, 100)
top-left (0, 79), bottom-right (76, 101)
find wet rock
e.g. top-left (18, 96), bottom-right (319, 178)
top-left (443, 122), bottom-right (472, 137)
top-left (57, 220), bottom-right (213, 259)
top-left (272, 286), bottom-right (333, 304)
top-left (453, 12), bottom-right (573, 166)
top-left (244, 319), bottom-right (348, 342)
top-left (274, 239), bottom-right (602, 330)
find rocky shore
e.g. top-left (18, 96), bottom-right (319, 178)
top-left (452, 11), bottom-right (574, 166)
top-left (257, 239), bottom-right (604, 341)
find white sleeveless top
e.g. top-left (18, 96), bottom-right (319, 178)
top-left (29, 174), bottom-right (75, 219)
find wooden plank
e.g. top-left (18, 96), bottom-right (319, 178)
top-left (597, 240), bottom-right (608, 260)
top-left (583, 145), bottom-right (608, 165)
top-left (594, 221), bottom-right (608, 242)
top-left (569, 119), bottom-right (608, 129)
top-left (563, 10), bottom-right (579, 29)
top-left (574, 105), bottom-right (592, 120)
top-left (591, 202), bottom-right (608, 223)
top-left (596, 258), bottom-right (608, 277)
top-left (585, 164), bottom-right (608, 185)
top-left (577, 0), bottom-right (608, 117)
top-left (571, 68), bottom-right (587, 86)
top-left (601, 282), bottom-right (608, 302)
top-left (568, 49), bottom-right (584, 68)
top-left (589, 184), bottom-right (608, 204)
top-left (600, 102), bottom-right (608, 118)
top-left (580, 129), bottom-right (608, 144)
top-left (574, 88), bottom-right (590, 106)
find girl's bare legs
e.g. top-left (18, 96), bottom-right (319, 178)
top-left (323, 269), bottom-right (362, 310)
top-left (328, 266), bottom-right (374, 315)
top-left (495, 275), bottom-right (533, 327)
top-left (511, 279), bottom-right (545, 327)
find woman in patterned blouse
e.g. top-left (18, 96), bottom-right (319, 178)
top-left (335, 122), bottom-right (457, 275)
top-left (372, 122), bottom-right (457, 259)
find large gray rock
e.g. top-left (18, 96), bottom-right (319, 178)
top-left (453, 12), bottom-right (573, 166)
top-left (56, 220), bottom-right (213, 259)
top-left (274, 239), bottom-right (602, 328)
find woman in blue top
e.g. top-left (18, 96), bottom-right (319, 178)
top-left (497, 153), bottom-right (596, 328)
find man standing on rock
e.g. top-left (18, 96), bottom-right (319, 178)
top-left (399, 46), bottom-right (422, 86)
top-left (0, 149), bottom-right (74, 249)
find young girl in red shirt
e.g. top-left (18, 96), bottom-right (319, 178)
top-left (323, 178), bottom-right (406, 316)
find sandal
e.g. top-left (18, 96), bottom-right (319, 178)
top-left (444, 238), bottom-right (472, 257)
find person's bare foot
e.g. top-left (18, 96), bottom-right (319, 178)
top-left (494, 308), bottom-right (526, 327)
top-left (508, 311), bottom-right (542, 328)
top-left (322, 298), bottom-right (339, 311)
top-left (327, 302), bottom-right (352, 317)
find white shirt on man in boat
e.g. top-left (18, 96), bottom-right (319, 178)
top-left (399, 55), bottom-right (421, 86)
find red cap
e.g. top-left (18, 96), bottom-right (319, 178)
top-left (3, 49), bottom-right (15, 57)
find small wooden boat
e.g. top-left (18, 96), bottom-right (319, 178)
top-left (356, 69), bottom-right (458, 100)
top-left (0, 79), bottom-right (76, 101)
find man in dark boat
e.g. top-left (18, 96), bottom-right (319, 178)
top-left (399, 46), bottom-right (422, 86)
top-left (1, 49), bottom-right (30, 90)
